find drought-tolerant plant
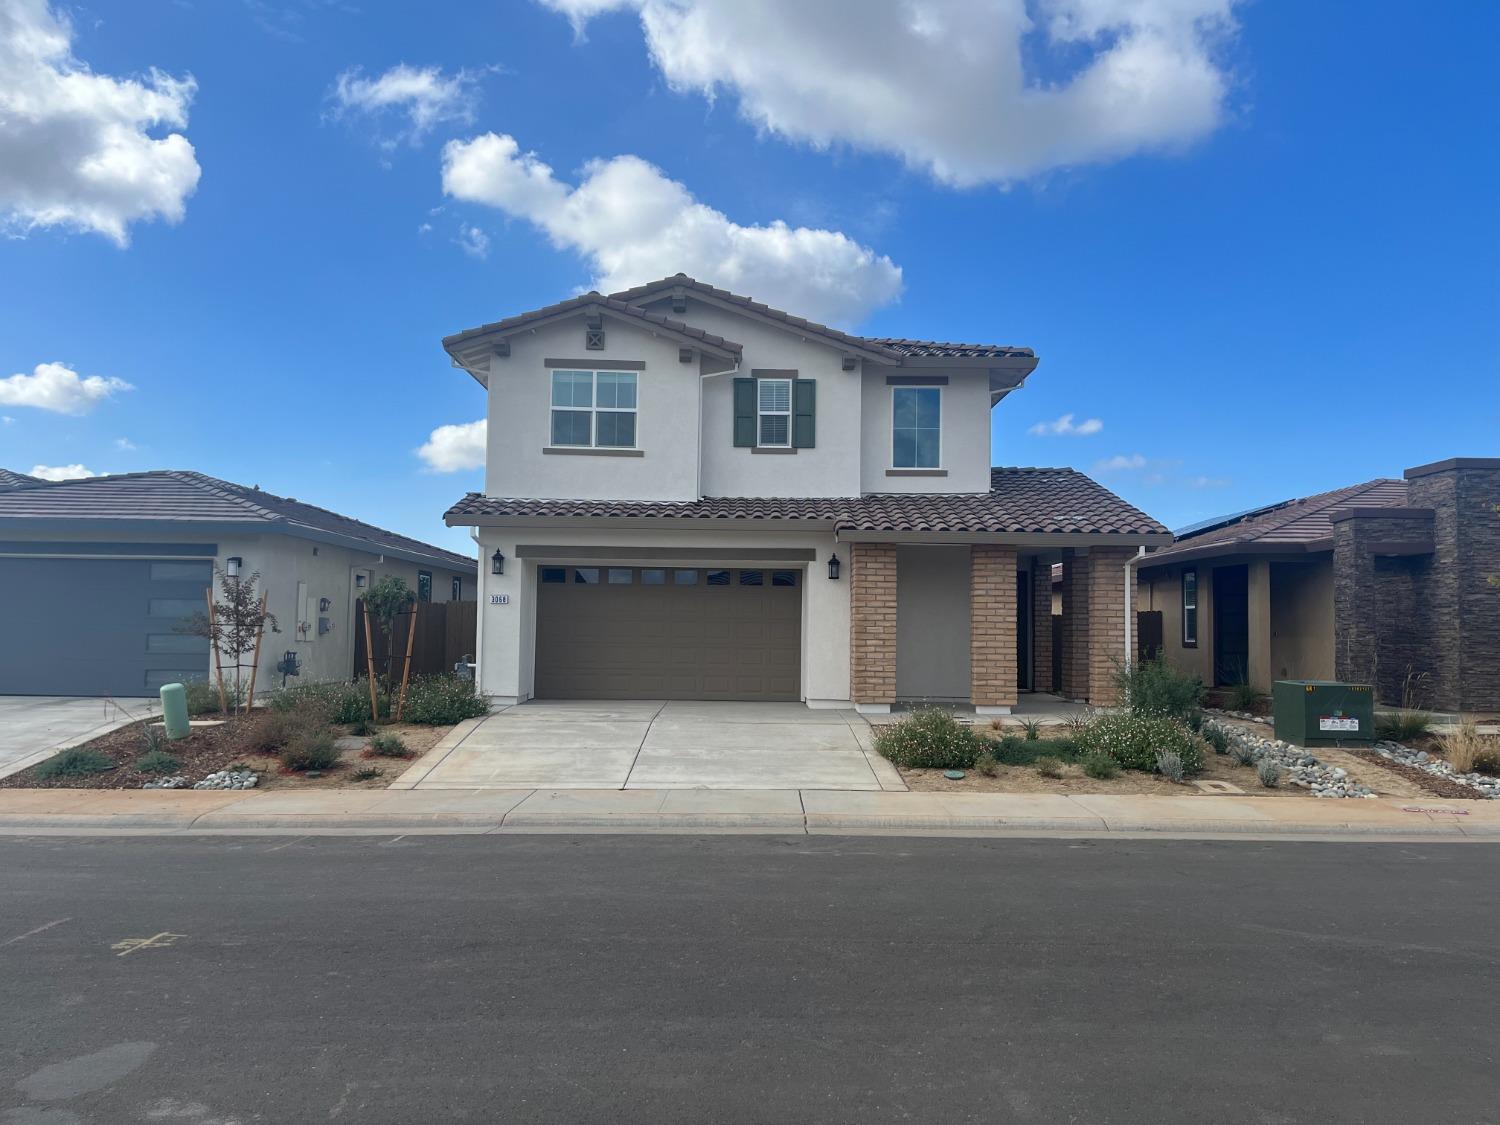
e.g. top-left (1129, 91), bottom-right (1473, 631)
top-left (874, 708), bottom-right (983, 770)
top-left (1376, 710), bottom-right (1432, 744)
top-left (351, 766), bottom-right (384, 782)
top-left (271, 680), bottom-right (388, 724)
top-left (35, 747), bottom-right (114, 780)
top-left (135, 749), bottom-right (181, 774)
top-left (1155, 749), bottom-right (1185, 783)
top-left (183, 678), bottom-right (243, 717)
top-left (1225, 683), bottom-right (1267, 713)
top-left (1201, 722), bottom-right (1231, 755)
top-left (1257, 759), bottom-right (1283, 788)
top-left (1439, 719), bottom-right (1500, 774)
top-left (400, 675), bottom-right (490, 725)
top-left (1113, 656), bottom-right (1205, 721)
top-left (349, 717), bottom-right (377, 737)
top-left (178, 567), bottom-right (279, 713)
top-left (974, 749), bottom-right (999, 778)
top-left (368, 733), bottom-right (414, 759)
top-left (1184, 709), bottom-right (1206, 733)
top-left (1082, 752), bottom-right (1119, 780)
top-left (1063, 711), bottom-right (1094, 736)
top-left (1074, 713), bottom-right (1204, 774)
top-left (1034, 756), bottom-right (1066, 779)
top-left (1020, 719), bottom-right (1043, 741)
top-left (1230, 742), bottom-right (1258, 767)
top-left (139, 723), bottom-right (168, 756)
top-left (990, 734), bottom-right (1080, 767)
top-left (279, 729), bottom-right (340, 772)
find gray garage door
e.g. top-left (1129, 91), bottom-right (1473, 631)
top-left (0, 550), bottom-right (213, 697)
top-left (535, 566), bottom-right (801, 701)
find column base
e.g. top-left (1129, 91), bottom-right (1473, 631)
top-left (854, 702), bottom-right (893, 715)
top-left (806, 698), bottom-right (855, 710)
top-left (974, 705), bottom-right (1013, 716)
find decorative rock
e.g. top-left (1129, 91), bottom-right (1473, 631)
top-left (190, 769), bottom-right (258, 791)
top-left (1207, 715), bottom-right (1376, 799)
top-left (1371, 740), bottom-right (1497, 799)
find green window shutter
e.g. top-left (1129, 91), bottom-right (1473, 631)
top-left (733, 377), bottom-right (756, 447)
top-left (793, 379), bottom-right (816, 448)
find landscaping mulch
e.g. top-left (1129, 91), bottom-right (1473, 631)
top-left (1342, 746), bottom-right (1486, 800)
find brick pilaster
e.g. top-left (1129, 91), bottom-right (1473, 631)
top-left (969, 545), bottom-right (1018, 709)
top-left (1085, 547), bottom-right (1134, 706)
top-left (849, 542), bottom-right (898, 705)
top-left (1032, 558), bottom-right (1054, 694)
top-left (1060, 550), bottom-right (1088, 700)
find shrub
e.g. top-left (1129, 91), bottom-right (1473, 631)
top-left (1034, 756), bottom-right (1066, 779)
top-left (36, 748), bottom-right (114, 779)
top-left (183, 679), bottom-right (244, 717)
top-left (270, 680), bottom-right (389, 723)
top-left (1075, 713), bottom-right (1204, 774)
top-left (1225, 683), bottom-right (1267, 713)
top-left (990, 734), bottom-right (1080, 766)
top-left (368, 733), bottom-right (414, 759)
top-left (351, 766), bottom-right (384, 782)
top-left (972, 749), bottom-right (998, 777)
top-left (1155, 749), bottom-right (1185, 783)
top-left (873, 708), bottom-right (983, 770)
top-left (399, 675), bottom-right (490, 725)
top-left (1020, 719), bottom-right (1042, 742)
top-left (1185, 709), bottom-right (1206, 733)
top-left (243, 710), bottom-right (316, 755)
top-left (349, 717), bottom-right (377, 737)
top-left (279, 730), bottom-right (340, 772)
top-left (1230, 742), bottom-right (1258, 767)
top-left (1440, 719), bottom-right (1500, 774)
top-left (1082, 752), bottom-right (1119, 780)
top-left (1114, 656), bottom-right (1204, 721)
top-left (135, 749), bottom-right (181, 774)
top-left (1377, 710), bottom-right (1432, 744)
top-left (1202, 722), bottom-right (1231, 755)
top-left (1257, 759), bottom-right (1283, 788)
top-left (140, 723), bottom-right (168, 756)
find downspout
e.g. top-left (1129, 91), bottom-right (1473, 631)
top-left (1124, 546), bottom-right (1147, 671)
top-left (470, 528), bottom-right (485, 689)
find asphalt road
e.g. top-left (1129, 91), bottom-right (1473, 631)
top-left (1, 835), bottom-right (1496, 1124)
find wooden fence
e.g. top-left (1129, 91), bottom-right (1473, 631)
top-left (353, 599), bottom-right (477, 681)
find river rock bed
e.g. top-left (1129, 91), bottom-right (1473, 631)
top-left (1216, 722), bottom-right (1376, 798)
top-left (1370, 741), bottom-right (1499, 799)
top-left (143, 769), bottom-right (258, 791)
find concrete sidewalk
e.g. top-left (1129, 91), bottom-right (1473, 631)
top-left (0, 787), bottom-right (1496, 839)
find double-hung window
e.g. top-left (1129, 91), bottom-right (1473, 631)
top-left (1182, 568), bottom-right (1198, 647)
top-left (892, 386), bottom-right (941, 468)
top-left (757, 377), bottom-right (792, 448)
top-left (550, 369), bottom-right (637, 448)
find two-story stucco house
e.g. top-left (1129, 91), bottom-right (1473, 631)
top-left (443, 275), bottom-right (1170, 713)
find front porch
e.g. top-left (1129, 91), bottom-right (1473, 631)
top-left (848, 542), bottom-right (1138, 714)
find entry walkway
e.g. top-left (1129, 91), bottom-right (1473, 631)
top-left (392, 701), bottom-right (903, 792)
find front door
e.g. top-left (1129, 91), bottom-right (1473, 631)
top-left (1212, 565), bottom-right (1249, 686)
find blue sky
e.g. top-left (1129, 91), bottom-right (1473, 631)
top-left (1, 0), bottom-right (1495, 554)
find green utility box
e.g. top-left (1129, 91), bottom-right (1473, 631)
top-left (1272, 680), bottom-right (1375, 747)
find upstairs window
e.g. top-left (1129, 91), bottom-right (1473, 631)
top-left (757, 377), bottom-right (792, 447)
top-left (1182, 568), bottom-right (1198, 647)
top-left (892, 386), bottom-right (941, 468)
top-left (551, 370), bottom-right (637, 448)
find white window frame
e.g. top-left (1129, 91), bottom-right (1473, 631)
top-left (757, 376), bottom-right (793, 448)
top-left (890, 385), bottom-right (942, 469)
top-left (549, 369), bottom-right (638, 449)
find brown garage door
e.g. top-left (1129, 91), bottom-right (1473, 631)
top-left (535, 566), bottom-right (801, 701)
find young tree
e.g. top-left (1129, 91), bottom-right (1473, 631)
top-left (181, 568), bottom-right (279, 713)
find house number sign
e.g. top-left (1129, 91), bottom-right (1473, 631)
top-left (489, 594), bottom-right (510, 606)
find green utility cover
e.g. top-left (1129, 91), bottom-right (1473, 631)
top-left (159, 682), bottom-right (191, 740)
top-left (1271, 680), bottom-right (1375, 747)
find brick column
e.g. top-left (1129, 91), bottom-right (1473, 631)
top-left (1031, 558), bottom-right (1054, 694)
top-left (849, 542), bottom-right (897, 711)
top-left (1060, 550), bottom-right (1088, 701)
top-left (969, 545), bottom-right (1018, 712)
top-left (1085, 547), bottom-right (1134, 706)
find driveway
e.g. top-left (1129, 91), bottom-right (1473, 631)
top-left (399, 700), bottom-right (900, 791)
top-left (0, 696), bottom-right (161, 780)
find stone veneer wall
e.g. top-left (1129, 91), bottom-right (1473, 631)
top-left (969, 545), bottom-right (1018, 709)
top-left (1405, 460), bottom-right (1500, 711)
top-left (849, 542), bottom-right (898, 705)
top-left (1332, 512), bottom-right (1436, 704)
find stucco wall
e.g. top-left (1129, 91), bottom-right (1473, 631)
top-left (894, 545), bottom-right (972, 701)
top-left (473, 525), bottom-right (849, 706)
top-left (859, 368), bottom-right (993, 494)
top-left (482, 316), bottom-right (699, 502)
top-left (1269, 557), bottom-right (1334, 682)
top-left (1137, 562), bottom-right (1215, 684)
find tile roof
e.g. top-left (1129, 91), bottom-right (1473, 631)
top-left (445, 467), bottom-right (1169, 538)
top-left (0, 468), bottom-right (42, 488)
top-left (442, 292), bottom-right (742, 356)
top-left (1144, 478), bottom-right (1410, 564)
top-left (0, 470), bottom-right (476, 569)
top-left (863, 338), bottom-right (1035, 360)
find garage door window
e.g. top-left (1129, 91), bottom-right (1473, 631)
top-left (574, 568), bottom-right (600, 584)
top-left (673, 569), bottom-right (698, 585)
top-left (607, 568), bottom-right (633, 584)
top-left (151, 562), bottom-right (212, 581)
top-left (147, 634), bottom-right (209, 654)
top-left (641, 569), bottom-right (666, 585)
top-left (149, 598), bottom-right (201, 617)
top-left (706, 570), bottom-right (730, 586)
top-left (772, 570), bottom-right (799, 587)
top-left (541, 567), bottom-right (566, 584)
top-left (738, 570), bottom-right (763, 586)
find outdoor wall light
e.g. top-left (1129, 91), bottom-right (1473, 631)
top-left (355, 573), bottom-right (367, 589)
top-left (492, 549), bottom-right (506, 576)
top-left (225, 556), bottom-right (242, 578)
top-left (827, 553), bottom-right (841, 580)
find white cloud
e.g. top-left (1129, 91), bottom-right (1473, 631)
top-left (417, 419), bottom-right (486, 471)
top-left (1094, 452), bottom-right (1146, 473)
top-left (113, 437), bottom-right (137, 451)
top-left (329, 64), bottom-right (482, 146)
top-left (1029, 412), bottom-right (1103, 437)
top-left (540, 0), bottom-right (1239, 186)
top-left (442, 132), bottom-right (903, 325)
top-left (1186, 474), bottom-right (1230, 488)
top-left (0, 0), bottom-right (200, 244)
top-left (29, 463), bottom-right (96, 480)
top-left (1, 415), bottom-right (13, 424)
top-left (0, 362), bottom-right (133, 414)
top-left (454, 224), bottom-right (490, 259)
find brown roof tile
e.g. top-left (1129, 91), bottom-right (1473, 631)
top-left (443, 292), bottom-right (742, 356)
top-left (445, 467), bottom-right (1168, 538)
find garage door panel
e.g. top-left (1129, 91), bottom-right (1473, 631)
top-left (536, 566), bottom-right (801, 702)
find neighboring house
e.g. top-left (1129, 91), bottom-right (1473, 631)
top-left (442, 274), bottom-right (1170, 712)
top-left (1137, 458), bottom-right (1500, 712)
top-left (0, 469), bottom-right (42, 489)
top-left (0, 471), bottom-right (475, 697)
